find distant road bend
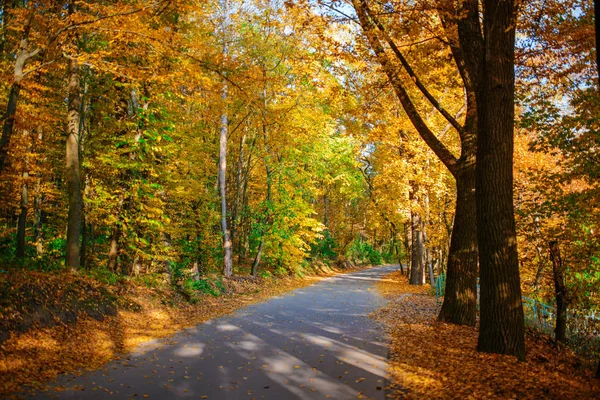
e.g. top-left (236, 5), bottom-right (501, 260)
top-left (25, 265), bottom-right (397, 400)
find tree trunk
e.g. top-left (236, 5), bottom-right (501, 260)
top-left (549, 241), bottom-right (567, 343)
top-left (219, 0), bottom-right (233, 277)
top-left (352, 0), bottom-right (479, 323)
top-left (533, 245), bottom-right (547, 291)
top-left (0, 12), bottom-right (39, 175)
top-left (65, 56), bottom-right (82, 270)
top-left (594, 0), bottom-right (600, 85)
top-left (438, 169), bottom-right (478, 326)
top-left (16, 130), bottom-right (29, 258)
top-left (34, 183), bottom-right (43, 256)
top-left (252, 76), bottom-right (272, 277)
top-left (410, 209), bottom-right (424, 285)
top-left (476, 0), bottom-right (525, 361)
top-left (107, 223), bottom-right (120, 272)
top-left (16, 177), bottom-right (27, 258)
top-left (0, 84), bottom-right (20, 174)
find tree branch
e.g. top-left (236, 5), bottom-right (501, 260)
top-left (361, 1), bottom-right (465, 137)
top-left (352, 0), bottom-right (458, 175)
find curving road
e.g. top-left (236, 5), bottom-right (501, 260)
top-left (24, 265), bottom-right (396, 400)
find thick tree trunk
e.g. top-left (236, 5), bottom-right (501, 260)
top-left (65, 57), bottom-right (82, 270)
top-left (438, 169), bottom-right (478, 326)
top-left (476, 0), bottom-right (525, 361)
top-left (549, 241), bottom-right (567, 343)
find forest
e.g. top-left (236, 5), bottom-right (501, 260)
top-left (0, 0), bottom-right (599, 398)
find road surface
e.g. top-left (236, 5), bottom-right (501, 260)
top-left (24, 265), bottom-right (396, 400)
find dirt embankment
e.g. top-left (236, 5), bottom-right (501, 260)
top-left (0, 262), bottom-right (364, 398)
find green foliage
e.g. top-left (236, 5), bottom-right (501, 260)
top-left (86, 267), bottom-right (122, 286)
top-left (345, 237), bottom-right (383, 266)
top-left (310, 231), bottom-right (337, 260)
top-left (185, 277), bottom-right (225, 297)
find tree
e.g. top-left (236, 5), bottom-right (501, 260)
top-left (475, 0), bottom-right (525, 360)
top-left (65, 1), bottom-right (83, 270)
top-left (219, 0), bottom-right (233, 277)
top-left (350, 0), bottom-right (478, 325)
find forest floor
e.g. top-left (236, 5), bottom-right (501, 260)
top-left (0, 262), bottom-right (363, 398)
top-left (373, 270), bottom-right (600, 399)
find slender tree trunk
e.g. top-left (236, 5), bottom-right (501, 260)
top-left (549, 241), bottom-right (567, 343)
top-left (219, 0), bottom-right (233, 277)
top-left (594, 0), bottom-right (600, 85)
top-left (438, 169), bottom-right (478, 325)
top-left (34, 180), bottom-right (43, 256)
top-left (16, 130), bottom-right (29, 258)
top-left (410, 209), bottom-right (424, 285)
top-left (65, 56), bottom-right (82, 270)
top-left (427, 248), bottom-right (435, 286)
top-left (476, 0), bottom-right (525, 360)
top-left (252, 76), bottom-right (272, 277)
top-left (107, 224), bottom-right (120, 272)
top-left (533, 245), bottom-right (547, 290)
top-left (34, 129), bottom-right (43, 256)
top-left (16, 176), bottom-right (27, 258)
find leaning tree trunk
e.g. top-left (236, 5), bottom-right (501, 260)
top-left (438, 168), bottom-right (478, 325)
top-left (65, 57), bottom-right (82, 270)
top-left (0, 13), bottom-right (39, 175)
top-left (476, 0), bottom-right (525, 361)
top-left (549, 240), bottom-right (567, 343)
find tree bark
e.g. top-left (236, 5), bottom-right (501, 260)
top-left (410, 208), bottom-right (424, 285)
top-left (0, 11), bottom-right (39, 175)
top-left (594, 0), bottom-right (600, 85)
top-left (16, 175), bottom-right (27, 258)
top-left (16, 130), bottom-right (29, 258)
top-left (252, 75), bottom-right (272, 277)
top-left (219, 0), bottom-right (233, 277)
top-left (549, 240), bottom-right (567, 343)
top-left (107, 224), bottom-right (120, 272)
top-left (65, 55), bottom-right (82, 270)
top-left (476, 0), bottom-right (525, 361)
top-left (438, 169), bottom-right (478, 325)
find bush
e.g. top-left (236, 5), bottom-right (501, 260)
top-left (310, 231), bottom-right (337, 260)
top-left (345, 237), bottom-right (383, 266)
top-left (185, 277), bottom-right (225, 297)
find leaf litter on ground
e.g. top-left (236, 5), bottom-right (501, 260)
top-left (372, 270), bottom-right (600, 399)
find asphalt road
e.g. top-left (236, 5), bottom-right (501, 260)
top-left (24, 265), bottom-right (396, 400)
